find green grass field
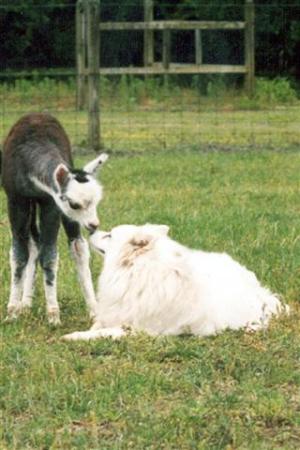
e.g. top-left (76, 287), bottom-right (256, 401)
top-left (1, 76), bottom-right (300, 152)
top-left (1, 149), bottom-right (300, 449)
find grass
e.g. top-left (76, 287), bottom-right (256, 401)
top-left (1, 149), bottom-right (300, 449)
top-left (0, 76), bottom-right (300, 151)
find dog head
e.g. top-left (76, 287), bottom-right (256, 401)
top-left (53, 153), bottom-right (108, 232)
top-left (90, 224), bottom-right (170, 266)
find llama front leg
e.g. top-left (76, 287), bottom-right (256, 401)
top-left (40, 244), bottom-right (60, 325)
top-left (39, 201), bottom-right (61, 325)
top-left (62, 216), bottom-right (98, 319)
top-left (70, 237), bottom-right (98, 319)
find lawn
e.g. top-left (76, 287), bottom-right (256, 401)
top-left (1, 76), bottom-right (300, 152)
top-left (1, 149), bottom-right (300, 449)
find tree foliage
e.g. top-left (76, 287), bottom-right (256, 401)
top-left (0, 0), bottom-right (299, 77)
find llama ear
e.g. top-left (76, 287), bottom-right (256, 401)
top-left (54, 164), bottom-right (70, 190)
top-left (83, 153), bottom-right (109, 175)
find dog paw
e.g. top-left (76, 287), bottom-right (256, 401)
top-left (98, 327), bottom-right (126, 339)
top-left (61, 327), bottom-right (126, 341)
top-left (61, 332), bottom-right (81, 341)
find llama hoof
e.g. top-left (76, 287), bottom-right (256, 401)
top-left (47, 309), bottom-right (61, 326)
top-left (19, 302), bottom-right (32, 315)
top-left (5, 305), bottom-right (21, 322)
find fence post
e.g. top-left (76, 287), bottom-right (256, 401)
top-left (245, 0), bottom-right (255, 96)
top-left (195, 29), bottom-right (203, 65)
top-left (87, 0), bottom-right (100, 151)
top-left (76, 0), bottom-right (87, 110)
top-left (144, 0), bottom-right (154, 66)
top-left (162, 28), bottom-right (171, 70)
top-left (163, 28), bottom-right (171, 87)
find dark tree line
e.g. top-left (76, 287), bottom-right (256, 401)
top-left (0, 0), bottom-right (300, 78)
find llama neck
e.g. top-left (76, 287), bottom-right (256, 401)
top-left (29, 156), bottom-right (67, 198)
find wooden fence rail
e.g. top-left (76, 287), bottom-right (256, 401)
top-left (77, 0), bottom-right (255, 151)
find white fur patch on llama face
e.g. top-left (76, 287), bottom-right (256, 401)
top-left (57, 176), bottom-right (103, 231)
top-left (32, 153), bottom-right (108, 232)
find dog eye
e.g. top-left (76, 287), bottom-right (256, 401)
top-left (69, 201), bottom-right (82, 210)
top-left (103, 234), bottom-right (112, 239)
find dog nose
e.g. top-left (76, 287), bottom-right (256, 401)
top-left (87, 222), bottom-right (99, 234)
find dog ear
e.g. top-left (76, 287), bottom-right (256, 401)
top-left (145, 224), bottom-right (170, 236)
top-left (83, 153), bottom-right (109, 175)
top-left (130, 234), bottom-right (152, 249)
top-left (121, 233), bottom-right (153, 267)
top-left (54, 164), bottom-right (70, 190)
top-left (156, 225), bottom-right (169, 236)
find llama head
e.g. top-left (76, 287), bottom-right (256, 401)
top-left (53, 153), bottom-right (108, 232)
top-left (90, 224), bottom-right (170, 265)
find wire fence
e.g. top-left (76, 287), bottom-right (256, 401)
top-left (0, 2), bottom-right (300, 153)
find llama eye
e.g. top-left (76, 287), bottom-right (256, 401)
top-left (69, 201), bottom-right (82, 210)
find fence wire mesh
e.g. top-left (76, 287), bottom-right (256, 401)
top-left (0, 1), bottom-right (299, 153)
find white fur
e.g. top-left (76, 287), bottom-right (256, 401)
top-left (6, 248), bottom-right (25, 320)
top-left (70, 238), bottom-right (98, 319)
top-left (21, 238), bottom-right (39, 309)
top-left (43, 253), bottom-right (60, 325)
top-left (62, 224), bottom-right (288, 341)
top-left (31, 153), bottom-right (108, 231)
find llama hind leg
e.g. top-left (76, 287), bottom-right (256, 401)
top-left (6, 245), bottom-right (27, 320)
top-left (20, 238), bottom-right (39, 312)
top-left (6, 201), bottom-right (31, 321)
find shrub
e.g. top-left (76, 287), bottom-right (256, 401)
top-left (254, 77), bottom-right (297, 105)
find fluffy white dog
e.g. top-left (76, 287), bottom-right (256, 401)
top-left (62, 224), bottom-right (288, 341)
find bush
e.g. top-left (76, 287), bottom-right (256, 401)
top-left (254, 77), bottom-right (297, 105)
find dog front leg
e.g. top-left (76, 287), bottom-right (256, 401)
top-left (61, 327), bottom-right (126, 341)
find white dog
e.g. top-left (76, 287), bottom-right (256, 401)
top-left (62, 224), bottom-right (288, 341)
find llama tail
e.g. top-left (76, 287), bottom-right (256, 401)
top-left (30, 202), bottom-right (40, 244)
